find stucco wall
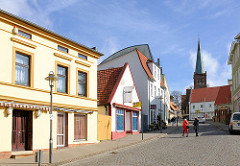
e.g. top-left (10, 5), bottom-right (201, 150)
top-left (0, 13), bottom-right (100, 153)
top-left (0, 108), bottom-right (12, 152)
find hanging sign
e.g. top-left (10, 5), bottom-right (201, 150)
top-left (133, 102), bottom-right (141, 107)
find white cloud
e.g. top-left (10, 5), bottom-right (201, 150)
top-left (0, 0), bottom-right (78, 29)
top-left (189, 49), bottom-right (231, 87)
top-left (98, 38), bottom-right (120, 65)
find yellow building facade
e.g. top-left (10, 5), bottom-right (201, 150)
top-left (0, 10), bottom-right (102, 159)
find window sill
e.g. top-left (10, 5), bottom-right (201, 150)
top-left (73, 139), bottom-right (86, 142)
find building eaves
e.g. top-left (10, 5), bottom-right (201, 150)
top-left (0, 9), bottom-right (103, 56)
top-left (100, 44), bottom-right (153, 65)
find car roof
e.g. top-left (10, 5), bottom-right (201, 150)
top-left (233, 112), bottom-right (240, 114)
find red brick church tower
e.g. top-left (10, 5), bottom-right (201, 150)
top-left (194, 39), bottom-right (207, 89)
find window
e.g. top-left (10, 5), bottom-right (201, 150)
top-left (117, 109), bottom-right (124, 131)
top-left (15, 52), bottom-right (30, 86)
top-left (209, 104), bottom-right (211, 107)
top-left (57, 65), bottom-right (68, 93)
top-left (58, 45), bottom-right (68, 53)
top-left (201, 105), bottom-right (203, 108)
top-left (157, 69), bottom-right (159, 80)
top-left (154, 86), bottom-right (156, 97)
top-left (18, 30), bottom-right (32, 39)
top-left (74, 114), bottom-right (86, 140)
top-left (158, 88), bottom-right (160, 97)
top-left (151, 84), bottom-right (153, 97)
top-left (78, 71), bottom-right (87, 97)
top-left (132, 112), bottom-right (138, 131)
top-left (193, 105), bottom-right (195, 109)
top-left (78, 53), bottom-right (87, 60)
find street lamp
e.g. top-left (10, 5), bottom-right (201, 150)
top-left (158, 96), bottom-right (163, 133)
top-left (45, 71), bottom-right (58, 163)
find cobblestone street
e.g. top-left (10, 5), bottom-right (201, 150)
top-left (63, 122), bottom-right (240, 166)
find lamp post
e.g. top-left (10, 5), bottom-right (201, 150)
top-left (159, 96), bottom-right (163, 133)
top-left (45, 71), bottom-right (58, 163)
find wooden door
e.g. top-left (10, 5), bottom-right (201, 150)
top-left (12, 110), bottom-right (26, 151)
top-left (57, 113), bottom-right (65, 147)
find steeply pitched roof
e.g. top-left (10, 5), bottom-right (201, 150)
top-left (190, 85), bottom-right (232, 104)
top-left (195, 39), bottom-right (205, 74)
top-left (160, 79), bottom-right (166, 88)
top-left (100, 44), bottom-right (153, 65)
top-left (215, 85), bottom-right (231, 105)
top-left (97, 64), bottom-right (127, 105)
top-left (136, 49), bottom-right (155, 80)
top-left (190, 86), bottom-right (220, 103)
top-left (170, 101), bottom-right (180, 111)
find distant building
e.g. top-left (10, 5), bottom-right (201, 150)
top-left (182, 39), bottom-right (206, 116)
top-left (194, 39), bottom-right (207, 89)
top-left (190, 85), bottom-right (231, 120)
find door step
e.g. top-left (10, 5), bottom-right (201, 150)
top-left (11, 151), bottom-right (33, 158)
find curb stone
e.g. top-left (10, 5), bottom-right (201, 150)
top-left (49, 133), bottom-right (168, 166)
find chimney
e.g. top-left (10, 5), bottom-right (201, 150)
top-left (157, 58), bottom-right (160, 66)
top-left (92, 47), bottom-right (98, 51)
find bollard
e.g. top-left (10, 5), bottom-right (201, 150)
top-left (35, 151), bottom-right (39, 162)
top-left (38, 150), bottom-right (42, 166)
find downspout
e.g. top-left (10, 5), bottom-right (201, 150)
top-left (149, 79), bottom-right (151, 128)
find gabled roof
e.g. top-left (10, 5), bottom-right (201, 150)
top-left (97, 63), bottom-right (127, 105)
top-left (170, 101), bottom-right (180, 111)
top-left (100, 44), bottom-right (153, 65)
top-left (215, 85), bottom-right (231, 105)
top-left (136, 49), bottom-right (155, 80)
top-left (190, 86), bottom-right (220, 103)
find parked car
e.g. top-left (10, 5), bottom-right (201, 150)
top-left (198, 117), bottom-right (206, 123)
top-left (229, 112), bottom-right (240, 134)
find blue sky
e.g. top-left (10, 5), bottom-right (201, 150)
top-left (1, 0), bottom-right (240, 93)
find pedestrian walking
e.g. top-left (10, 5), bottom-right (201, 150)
top-left (182, 118), bottom-right (189, 137)
top-left (171, 117), bottom-right (175, 126)
top-left (193, 118), bottom-right (199, 136)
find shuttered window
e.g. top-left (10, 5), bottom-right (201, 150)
top-left (74, 114), bottom-right (86, 140)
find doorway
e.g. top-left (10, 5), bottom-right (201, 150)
top-left (12, 110), bottom-right (32, 151)
top-left (57, 113), bottom-right (67, 147)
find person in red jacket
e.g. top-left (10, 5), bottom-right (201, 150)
top-left (182, 119), bottom-right (189, 137)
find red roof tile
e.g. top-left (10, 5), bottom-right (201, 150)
top-left (160, 79), bottom-right (166, 88)
top-left (190, 86), bottom-right (220, 103)
top-left (170, 101), bottom-right (180, 111)
top-left (215, 85), bottom-right (231, 105)
top-left (136, 49), bottom-right (155, 80)
top-left (97, 64), bottom-right (126, 105)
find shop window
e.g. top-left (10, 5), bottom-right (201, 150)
top-left (74, 114), bottom-right (86, 140)
top-left (117, 109), bottom-right (124, 131)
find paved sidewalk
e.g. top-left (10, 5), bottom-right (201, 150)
top-left (0, 125), bottom-right (178, 166)
top-left (207, 120), bottom-right (229, 132)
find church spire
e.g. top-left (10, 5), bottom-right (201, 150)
top-left (195, 39), bottom-right (205, 74)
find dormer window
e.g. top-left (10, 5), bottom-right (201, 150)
top-left (58, 45), bottom-right (68, 53)
top-left (78, 53), bottom-right (87, 60)
top-left (18, 30), bottom-right (32, 39)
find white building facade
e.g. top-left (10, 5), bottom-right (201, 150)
top-left (98, 45), bottom-right (166, 130)
top-left (189, 101), bottom-right (215, 120)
